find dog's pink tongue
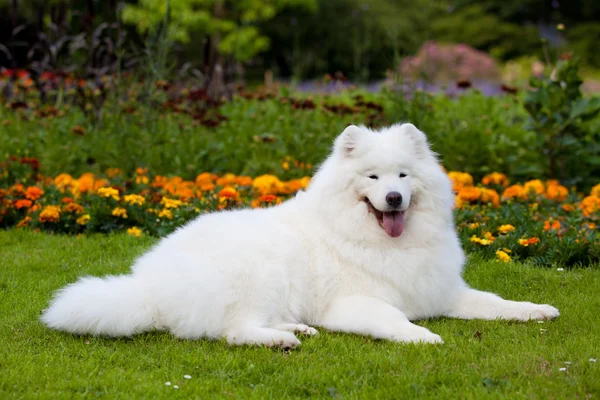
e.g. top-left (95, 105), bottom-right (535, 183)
top-left (383, 212), bottom-right (404, 237)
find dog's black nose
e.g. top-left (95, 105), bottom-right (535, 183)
top-left (386, 192), bottom-right (403, 208)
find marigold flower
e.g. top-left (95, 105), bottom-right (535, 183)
top-left (112, 207), bottom-right (128, 218)
top-left (195, 172), bottom-right (217, 186)
top-left (63, 202), bottom-right (84, 214)
top-left (518, 237), bottom-right (540, 247)
top-left (16, 216), bottom-right (32, 228)
top-left (591, 184), bottom-right (600, 198)
top-left (580, 196), bottom-right (600, 217)
top-left (152, 175), bottom-right (169, 188)
top-left (10, 183), bottom-right (25, 197)
top-left (54, 173), bottom-right (74, 189)
top-left (135, 175), bottom-right (149, 185)
top-left (470, 232), bottom-right (495, 245)
top-left (25, 186), bottom-right (44, 201)
top-left (218, 186), bottom-right (239, 202)
top-left (97, 187), bottom-right (120, 201)
top-left (216, 173), bottom-right (237, 187)
top-left (61, 197), bottom-right (74, 204)
top-left (545, 182), bottom-right (568, 202)
top-left (468, 222), bottom-right (480, 229)
top-left (160, 196), bottom-right (182, 209)
top-left (124, 194), bottom-right (146, 206)
top-left (586, 222), bottom-right (596, 230)
top-left (39, 205), bottom-right (61, 223)
top-left (235, 176), bottom-right (253, 186)
top-left (544, 219), bottom-right (561, 231)
top-left (253, 174), bottom-right (283, 196)
top-left (502, 184), bottom-right (524, 200)
top-left (76, 214), bottom-right (90, 225)
top-left (136, 167), bottom-right (148, 175)
top-left (562, 203), bottom-right (575, 212)
top-left (106, 168), bottom-right (122, 178)
top-left (498, 224), bottom-right (515, 234)
top-left (458, 187), bottom-right (480, 202)
top-left (77, 173), bottom-right (96, 193)
top-left (14, 199), bottom-right (33, 209)
top-left (523, 180), bottom-right (545, 197)
top-left (479, 188), bottom-right (500, 207)
top-left (496, 250), bottom-right (511, 263)
top-left (251, 194), bottom-right (282, 208)
top-left (158, 209), bottom-right (173, 219)
top-left (482, 172), bottom-right (509, 187)
top-left (447, 171), bottom-right (474, 192)
top-left (127, 227), bottom-right (142, 237)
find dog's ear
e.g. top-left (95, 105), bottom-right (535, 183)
top-left (335, 125), bottom-right (365, 156)
top-left (401, 123), bottom-right (433, 157)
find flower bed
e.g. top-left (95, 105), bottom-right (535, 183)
top-left (1, 158), bottom-right (599, 266)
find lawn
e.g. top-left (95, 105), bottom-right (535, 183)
top-left (1, 229), bottom-right (599, 399)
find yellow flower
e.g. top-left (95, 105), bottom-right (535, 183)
top-left (97, 187), bottom-right (120, 201)
top-left (160, 196), bottom-right (182, 209)
top-left (135, 175), bottom-right (149, 184)
top-left (447, 171), bottom-right (474, 192)
top-left (158, 209), bottom-right (173, 219)
top-left (112, 207), bottom-right (128, 219)
top-left (496, 250), bottom-right (512, 263)
top-left (127, 227), bottom-right (142, 237)
top-left (470, 234), bottom-right (494, 246)
top-left (39, 205), bottom-right (61, 223)
top-left (76, 214), bottom-right (90, 225)
top-left (252, 174), bottom-right (283, 195)
top-left (468, 222), bottom-right (480, 229)
top-left (498, 224), bottom-right (515, 234)
top-left (281, 161), bottom-right (290, 170)
top-left (123, 194), bottom-right (146, 206)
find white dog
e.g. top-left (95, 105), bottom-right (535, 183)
top-left (42, 124), bottom-right (559, 348)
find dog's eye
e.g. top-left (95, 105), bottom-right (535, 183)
top-left (368, 175), bottom-right (378, 180)
top-left (399, 173), bottom-right (407, 178)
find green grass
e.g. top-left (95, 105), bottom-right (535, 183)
top-left (1, 229), bottom-right (599, 399)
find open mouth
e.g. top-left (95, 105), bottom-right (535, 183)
top-left (364, 198), bottom-right (405, 238)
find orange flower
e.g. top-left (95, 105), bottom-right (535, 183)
top-left (481, 172), bottom-right (509, 187)
top-left (216, 173), bottom-right (237, 187)
top-left (502, 184), bottom-right (524, 200)
top-left (561, 203), bottom-right (575, 212)
top-left (580, 196), bottom-right (600, 217)
top-left (447, 172), bottom-right (474, 192)
top-left (195, 172), bottom-right (217, 186)
top-left (545, 182), bottom-right (568, 201)
top-left (54, 173), bottom-right (74, 189)
top-left (106, 168), bottom-right (122, 178)
top-left (16, 216), bottom-right (32, 228)
top-left (543, 219), bottom-right (560, 231)
top-left (591, 184), bottom-right (600, 198)
top-left (251, 194), bottom-right (282, 208)
top-left (523, 180), bottom-right (545, 197)
top-left (25, 186), bottom-right (44, 201)
top-left (63, 202), bottom-right (84, 214)
top-left (218, 186), bottom-right (239, 201)
top-left (77, 173), bottom-right (96, 193)
top-left (253, 175), bottom-right (283, 196)
top-left (10, 183), bottom-right (25, 197)
top-left (235, 176), bottom-right (253, 186)
top-left (152, 175), bottom-right (169, 188)
top-left (479, 188), bottom-right (500, 207)
top-left (14, 199), bottom-right (33, 209)
top-left (518, 237), bottom-right (540, 246)
top-left (458, 187), bottom-right (480, 202)
top-left (61, 197), bottom-right (74, 204)
top-left (136, 167), bottom-right (148, 175)
top-left (39, 205), bottom-right (61, 223)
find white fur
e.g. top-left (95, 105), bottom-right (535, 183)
top-left (41, 123), bottom-right (559, 348)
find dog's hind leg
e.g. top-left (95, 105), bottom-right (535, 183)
top-left (225, 325), bottom-right (301, 349)
top-left (271, 323), bottom-right (319, 336)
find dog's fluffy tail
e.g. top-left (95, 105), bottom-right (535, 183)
top-left (41, 275), bottom-right (154, 337)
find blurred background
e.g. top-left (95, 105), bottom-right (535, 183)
top-left (1, 0), bottom-right (599, 93)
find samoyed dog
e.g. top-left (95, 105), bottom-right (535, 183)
top-left (42, 124), bottom-right (559, 348)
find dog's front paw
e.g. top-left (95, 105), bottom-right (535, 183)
top-left (511, 303), bottom-right (560, 321)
